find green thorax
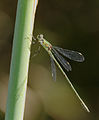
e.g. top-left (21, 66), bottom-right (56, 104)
top-left (37, 34), bottom-right (52, 54)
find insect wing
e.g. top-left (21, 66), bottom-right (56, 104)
top-left (52, 48), bottom-right (72, 71)
top-left (50, 57), bottom-right (56, 81)
top-left (53, 46), bottom-right (85, 62)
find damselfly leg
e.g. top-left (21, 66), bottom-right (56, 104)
top-left (32, 45), bottom-right (41, 57)
top-left (32, 35), bottom-right (38, 45)
top-left (31, 35), bottom-right (41, 58)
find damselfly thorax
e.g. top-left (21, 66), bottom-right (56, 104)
top-left (37, 34), bottom-right (52, 52)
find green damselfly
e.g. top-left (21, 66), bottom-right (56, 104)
top-left (32, 34), bottom-right (90, 113)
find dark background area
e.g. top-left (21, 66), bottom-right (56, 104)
top-left (0, 0), bottom-right (99, 120)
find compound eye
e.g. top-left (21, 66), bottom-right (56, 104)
top-left (37, 34), bottom-right (43, 40)
top-left (39, 34), bottom-right (43, 38)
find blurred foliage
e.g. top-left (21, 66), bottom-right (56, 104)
top-left (0, 0), bottom-right (99, 120)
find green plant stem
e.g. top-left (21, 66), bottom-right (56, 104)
top-left (5, 0), bottom-right (38, 120)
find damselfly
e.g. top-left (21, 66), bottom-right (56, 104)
top-left (32, 34), bottom-right (90, 112)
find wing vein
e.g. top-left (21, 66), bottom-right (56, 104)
top-left (50, 56), bottom-right (56, 81)
top-left (53, 46), bottom-right (85, 62)
top-left (52, 47), bottom-right (72, 71)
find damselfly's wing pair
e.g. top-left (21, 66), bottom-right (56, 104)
top-left (51, 46), bottom-right (84, 81)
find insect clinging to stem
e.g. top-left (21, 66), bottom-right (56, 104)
top-left (32, 34), bottom-right (90, 113)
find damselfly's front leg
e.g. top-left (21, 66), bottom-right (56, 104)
top-left (32, 35), bottom-right (37, 44)
top-left (33, 45), bottom-right (41, 57)
top-left (25, 34), bottom-right (37, 44)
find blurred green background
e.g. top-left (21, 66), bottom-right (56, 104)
top-left (0, 0), bottom-right (99, 120)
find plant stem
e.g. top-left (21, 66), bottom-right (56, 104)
top-left (5, 0), bottom-right (38, 120)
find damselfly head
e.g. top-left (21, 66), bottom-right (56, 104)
top-left (37, 34), bottom-right (44, 45)
top-left (37, 34), bottom-right (43, 40)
